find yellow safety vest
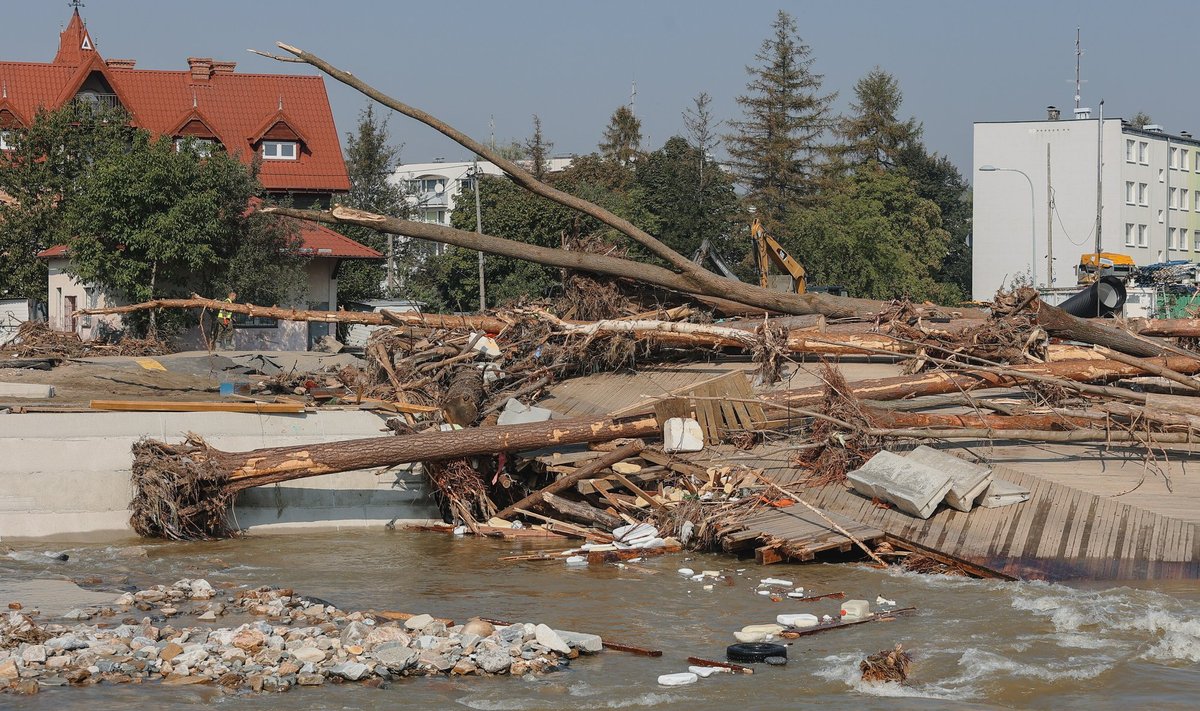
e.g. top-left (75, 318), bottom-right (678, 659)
top-left (218, 299), bottom-right (233, 321)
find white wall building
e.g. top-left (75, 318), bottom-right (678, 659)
top-left (390, 156), bottom-right (575, 228)
top-left (972, 107), bottom-right (1200, 300)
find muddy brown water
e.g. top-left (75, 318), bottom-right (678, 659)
top-left (3, 531), bottom-right (1199, 710)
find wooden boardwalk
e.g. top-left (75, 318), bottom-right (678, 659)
top-left (693, 445), bottom-right (1200, 580)
top-left (719, 503), bottom-right (883, 565)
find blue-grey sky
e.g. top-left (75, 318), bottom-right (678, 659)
top-left (4, 1), bottom-right (1194, 178)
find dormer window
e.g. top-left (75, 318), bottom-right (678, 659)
top-left (262, 140), bottom-right (298, 160)
top-left (174, 137), bottom-right (216, 157)
top-left (0, 131), bottom-right (12, 151)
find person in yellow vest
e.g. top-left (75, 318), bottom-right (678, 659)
top-left (217, 291), bottom-right (237, 350)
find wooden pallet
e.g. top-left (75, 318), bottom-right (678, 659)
top-left (721, 503), bottom-right (883, 565)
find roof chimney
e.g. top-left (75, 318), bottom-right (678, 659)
top-left (211, 60), bottom-right (237, 75)
top-left (105, 58), bottom-right (136, 69)
top-left (1047, 105), bottom-right (1060, 121)
top-left (1145, 124), bottom-right (1164, 132)
top-left (1182, 131), bottom-right (1193, 139)
top-left (1074, 107), bottom-right (1092, 119)
top-left (187, 57), bottom-right (213, 82)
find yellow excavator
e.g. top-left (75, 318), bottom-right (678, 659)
top-left (750, 218), bottom-right (807, 294)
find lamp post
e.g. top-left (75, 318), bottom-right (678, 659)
top-left (980, 164), bottom-right (1037, 287)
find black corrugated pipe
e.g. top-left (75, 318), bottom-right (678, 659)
top-left (1057, 275), bottom-right (1127, 318)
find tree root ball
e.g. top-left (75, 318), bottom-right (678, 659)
top-left (859, 644), bottom-right (911, 683)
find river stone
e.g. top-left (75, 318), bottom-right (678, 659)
top-left (452, 658), bottom-right (477, 675)
top-left (461, 619), bottom-right (494, 638)
top-left (340, 620), bottom-right (371, 645)
top-left (403, 614), bottom-right (433, 631)
top-left (189, 580), bottom-right (216, 599)
top-left (497, 624), bottom-right (525, 645)
top-left (364, 625), bottom-right (410, 649)
top-left (330, 661), bottom-right (370, 681)
top-left (296, 673), bottom-right (325, 686)
top-left (414, 635), bottom-right (440, 650)
top-left (46, 635), bottom-right (88, 652)
top-left (475, 645), bottom-right (511, 674)
top-left (22, 645), bottom-right (47, 663)
top-left (291, 647), bottom-right (326, 664)
top-left (0, 657), bottom-right (19, 680)
top-left (533, 624), bottom-right (570, 655)
top-left (373, 646), bottom-right (417, 671)
top-left (418, 651), bottom-right (452, 672)
top-left (233, 629), bottom-right (267, 651)
top-left (197, 611), bottom-right (217, 622)
top-left (556, 630), bottom-right (603, 653)
top-left (458, 633), bottom-right (481, 653)
top-left (419, 621), bottom-right (447, 637)
top-left (174, 649), bottom-right (208, 667)
top-left (63, 608), bottom-right (90, 620)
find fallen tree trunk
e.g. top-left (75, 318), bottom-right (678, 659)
top-left (1034, 300), bottom-right (1179, 358)
top-left (763, 356), bottom-right (1200, 410)
top-left (1136, 319), bottom-right (1200, 338)
top-left (254, 42), bottom-right (984, 321)
top-left (441, 367), bottom-right (486, 426)
top-left (867, 409), bottom-right (1101, 431)
top-left (130, 417), bottom-right (657, 540)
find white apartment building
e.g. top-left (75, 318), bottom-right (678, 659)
top-left (390, 157), bottom-right (575, 227)
top-left (972, 107), bottom-right (1200, 300)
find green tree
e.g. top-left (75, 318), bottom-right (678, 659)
top-left (524, 114), bottom-right (553, 179)
top-left (784, 166), bottom-right (956, 302)
top-left (65, 132), bottom-right (305, 334)
top-left (897, 144), bottom-right (972, 297)
top-left (599, 105), bottom-right (642, 166)
top-left (835, 67), bottom-right (922, 170)
top-left (0, 104), bottom-right (132, 300)
top-left (725, 9), bottom-right (836, 226)
top-left (1130, 111), bottom-right (1153, 129)
top-left (335, 103), bottom-right (409, 304)
top-left (634, 136), bottom-right (741, 265)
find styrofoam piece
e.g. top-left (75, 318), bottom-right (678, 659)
top-left (847, 450), bottom-right (952, 519)
top-left (663, 417), bottom-right (704, 453)
top-left (658, 672), bottom-right (698, 686)
top-left (978, 478), bottom-right (1031, 508)
top-left (776, 613), bottom-right (819, 628)
top-left (904, 445), bottom-right (992, 512)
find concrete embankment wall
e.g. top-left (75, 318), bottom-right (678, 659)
top-left (0, 411), bottom-right (440, 540)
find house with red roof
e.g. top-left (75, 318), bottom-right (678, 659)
top-left (1, 8), bottom-right (381, 350)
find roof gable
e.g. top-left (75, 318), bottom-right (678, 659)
top-left (52, 53), bottom-right (141, 124)
top-left (0, 102), bottom-right (26, 129)
top-left (168, 107), bottom-right (224, 143)
top-left (249, 109), bottom-right (310, 147)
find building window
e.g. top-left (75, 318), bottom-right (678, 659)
top-left (1169, 227), bottom-right (1177, 249)
top-left (1138, 224), bottom-right (1148, 246)
top-left (174, 137), bottom-right (216, 157)
top-left (1170, 146), bottom-right (1179, 168)
top-left (1182, 189), bottom-right (1190, 210)
top-left (261, 141), bottom-right (298, 160)
top-left (0, 131), bottom-right (11, 150)
top-left (1195, 191), bottom-right (1200, 211)
top-left (1170, 187), bottom-right (1178, 209)
top-left (233, 314), bottom-right (278, 329)
top-left (1181, 229), bottom-right (1190, 251)
top-left (1126, 139), bottom-right (1136, 162)
top-left (1125, 181), bottom-right (1136, 204)
top-left (1125, 223), bottom-right (1136, 246)
top-left (1139, 141), bottom-right (1149, 164)
top-left (1138, 183), bottom-right (1149, 206)
top-left (1158, 209), bottom-right (1165, 224)
top-left (1182, 149), bottom-right (1190, 171)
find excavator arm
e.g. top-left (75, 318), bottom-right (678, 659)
top-left (750, 218), bottom-right (807, 294)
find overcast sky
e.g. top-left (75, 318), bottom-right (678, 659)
top-left (4, 1), bottom-right (1194, 179)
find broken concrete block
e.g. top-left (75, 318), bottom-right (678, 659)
top-left (977, 478), bottom-right (1031, 508)
top-left (496, 398), bottom-right (552, 426)
top-left (663, 417), bottom-right (703, 453)
top-left (0, 382), bottom-right (55, 399)
top-left (469, 332), bottom-right (501, 358)
top-left (847, 450), bottom-right (952, 519)
top-left (904, 445), bottom-right (992, 513)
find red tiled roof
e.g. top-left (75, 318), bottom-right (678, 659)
top-left (0, 11), bottom-right (350, 193)
top-left (37, 221), bottom-right (380, 261)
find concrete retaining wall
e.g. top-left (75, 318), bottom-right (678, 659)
top-left (0, 410), bottom-right (440, 540)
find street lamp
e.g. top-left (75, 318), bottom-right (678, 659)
top-left (979, 164), bottom-right (1037, 288)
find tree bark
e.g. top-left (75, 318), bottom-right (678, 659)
top-left (867, 409), bottom-right (1099, 431)
top-left (441, 367), bottom-right (486, 426)
top-left (541, 492), bottom-right (624, 530)
top-left (1136, 319), bottom-right (1200, 337)
top-left (1034, 300), bottom-right (1179, 357)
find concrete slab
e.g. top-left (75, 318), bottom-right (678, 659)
top-left (496, 398), bottom-right (552, 426)
top-left (0, 382), bottom-right (55, 398)
top-left (905, 445), bottom-right (992, 512)
top-left (978, 478), bottom-right (1031, 509)
top-left (847, 450), bottom-right (952, 519)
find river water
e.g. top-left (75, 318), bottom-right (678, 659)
top-left (3, 531), bottom-right (1199, 710)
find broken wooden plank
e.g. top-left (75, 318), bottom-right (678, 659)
top-left (686, 656), bottom-right (754, 674)
top-left (493, 440), bottom-right (645, 521)
top-left (778, 607), bottom-right (917, 638)
top-left (610, 472), bottom-right (669, 512)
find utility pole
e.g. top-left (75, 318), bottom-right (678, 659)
top-left (1046, 144), bottom-right (1054, 285)
top-left (1095, 100), bottom-right (1104, 290)
top-left (473, 157), bottom-right (486, 311)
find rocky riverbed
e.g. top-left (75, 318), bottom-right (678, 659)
top-left (0, 577), bottom-right (598, 696)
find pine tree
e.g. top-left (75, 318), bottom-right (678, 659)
top-left (599, 105), bottom-right (642, 165)
top-left (335, 104), bottom-right (408, 303)
top-left (524, 114), bottom-right (553, 179)
top-left (725, 10), bottom-right (836, 225)
top-left (836, 67), bottom-right (922, 170)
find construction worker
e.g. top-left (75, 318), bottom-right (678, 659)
top-left (217, 291), bottom-right (237, 350)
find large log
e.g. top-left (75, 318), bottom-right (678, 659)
top-left (1137, 319), bottom-right (1200, 338)
top-left (867, 409), bottom-right (1099, 431)
top-left (441, 367), bottom-right (486, 426)
top-left (130, 417), bottom-right (657, 540)
top-left (1034, 300), bottom-right (1179, 358)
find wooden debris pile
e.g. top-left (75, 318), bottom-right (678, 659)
top-left (0, 321), bottom-right (168, 360)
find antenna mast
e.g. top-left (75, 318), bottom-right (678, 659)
top-left (1074, 28), bottom-right (1082, 109)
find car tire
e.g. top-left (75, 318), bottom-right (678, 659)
top-left (726, 642), bottom-right (787, 663)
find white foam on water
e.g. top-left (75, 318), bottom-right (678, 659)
top-left (459, 692), bottom-right (681, 709)
top-left (950, 648), bottom-right (1113, 683)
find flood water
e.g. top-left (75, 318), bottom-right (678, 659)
top-left (3, 530), bottom-right (1200, 710)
